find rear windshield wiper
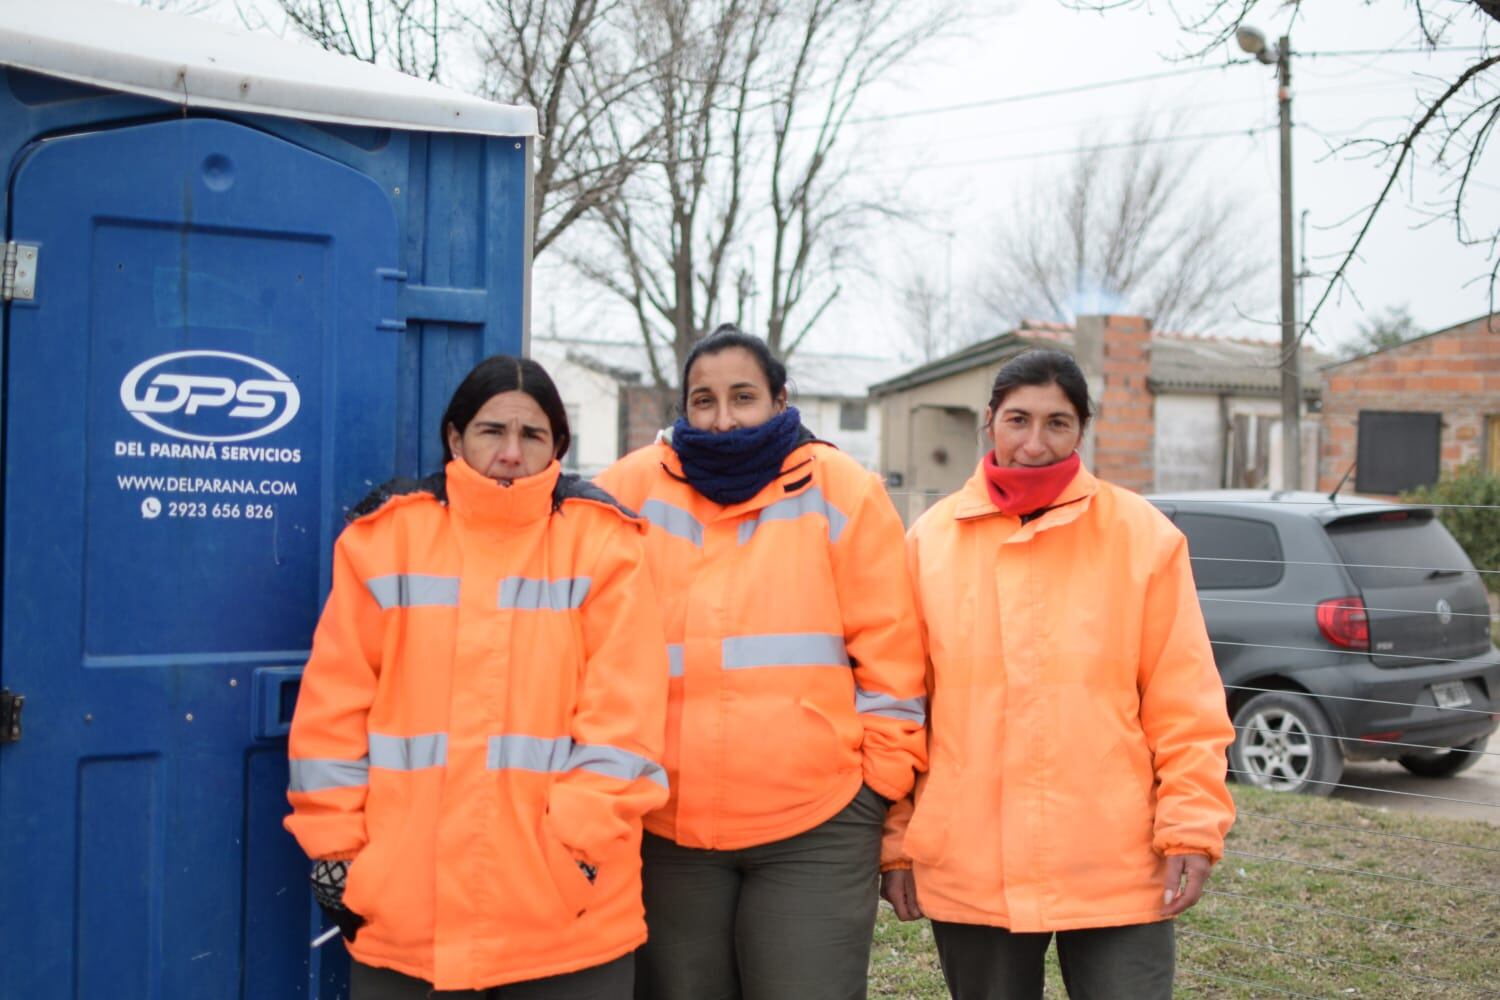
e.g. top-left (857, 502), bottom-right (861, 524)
top-left (1426, 568), bottom-right (1467, 579)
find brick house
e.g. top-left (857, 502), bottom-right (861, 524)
top-left (1318, 312), bottom-right (1500, 495)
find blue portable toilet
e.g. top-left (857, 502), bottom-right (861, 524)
top-left (0, 2), bottom-right (537, 996)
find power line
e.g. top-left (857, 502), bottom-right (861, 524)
top-left (1182, 552), bottom-right (1500, 576)
top-left (1227, 770), bottom-right (1500, 808)
top-left (1203, 594), bottom-right (1495, 622)
top-left (861, 126), bottom-right (1273, 175)
top-left (1235, 809), bottom-right (1500, 856)
top-left (1220, 637), bottom-right (1500, 672)
top-left (840, 49), bottom-right (1491, 130)
top-left (1226, 681), bottom-right (1500, 716)
top-left (1229, 722), bottom-right (1500, 760)
top-left (869, 79), bottom-right (1414, 156)
top-left (1201, 887), bottom-right (1498, 945)
top-left (1301, 46), bottom-right (1493, 58)
top-left (842, 64), bottom-right (1242, 126)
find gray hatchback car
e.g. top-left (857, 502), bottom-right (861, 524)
top-left (1147, 490), bottom-right (1500, 794)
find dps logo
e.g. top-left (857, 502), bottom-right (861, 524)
top-left (120, 350), bottom-right (301, 443)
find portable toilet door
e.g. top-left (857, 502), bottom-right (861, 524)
top-left (0, 3), bottom-right (537, 997)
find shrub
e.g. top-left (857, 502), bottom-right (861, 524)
top-left (1401, 462), bottom-right (1500, 593)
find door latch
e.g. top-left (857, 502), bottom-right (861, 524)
top-left (1, 689), bottom-right (23, 743)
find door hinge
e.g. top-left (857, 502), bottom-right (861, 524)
top-left (0, 689), bottom-right (23, 744)
top-left (3, 242), bottom-right (39, 301)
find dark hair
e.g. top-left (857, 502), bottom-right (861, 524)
top-left (441, 355), bottom-right (571, 462)
top-left (680, 324), bottom-right (788, 413)
top-left (987, 348), bottom-right (1092, 424)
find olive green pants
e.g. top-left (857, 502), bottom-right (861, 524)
top-left (352, 953), bottom-right (633, 1000)
top-left (634, 784), bottom-right (887, 1000)
top-left (931, 918), bottom-right (1175, 1000)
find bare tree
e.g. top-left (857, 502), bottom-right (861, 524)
top-left (573, 0), bottom-right (956, 394)
top-left (977, 118), bottom-right (1266, 333)
top-left (269, 0), bottom-right (445, 79)
top-left (472, 1), bottom-right (661, 255)
top-left (266, 0), bottom-right (653, 256)
top-left (1066, 1), bottom-right (1500, 339)
top-left (898, 269), bottom-right (951, 363)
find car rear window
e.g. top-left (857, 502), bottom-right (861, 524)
top-left (1324, 512), bottom-right (1476, 588)
top-left (1174, 512), bottom-right (1284, 589)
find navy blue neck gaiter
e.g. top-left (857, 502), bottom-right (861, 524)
top-left (669, 407), bottom-right (803, 505)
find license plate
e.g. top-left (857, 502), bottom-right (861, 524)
top-left (1431, 681), bottom-right (1472, 709)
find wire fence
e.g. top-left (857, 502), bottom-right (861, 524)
top-left (878, 485), bottom-right (1499, 998)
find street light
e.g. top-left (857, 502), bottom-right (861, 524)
top-left (1238, 25), bottom-right (1301, 490)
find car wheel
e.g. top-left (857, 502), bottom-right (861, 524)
top-left (1229, 691), bottom-right (1343, 795)
top-left (1397, 736), bottom-right (1488, 778)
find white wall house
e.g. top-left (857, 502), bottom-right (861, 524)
top-left (529, 339), bottom-right (624, 477)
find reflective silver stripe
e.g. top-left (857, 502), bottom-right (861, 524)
top-left (641, 500), bottom-right (704, 546)
top-left (487, 734), bottom-right (574, 772)
top-left (568, 743), bottom-right (669, 789)
top-left (368, 733), bottom-right (448, 771)
top-left (498, 577), bottom-right (591, 610)
top-left (667, 644), bottom-right (685, 678)
top-left (288, 757), bottom-right (369, 793)
top-left (486, 735), bottom-right (668, 788)
top-left (855, 688), bottom-right (928, 725)
top-left (366, 574), bottom-right (460, 609)
top-left (721, 632), bottom-right (849, 669)
top-left (738, 487), bottom-right (848, 545)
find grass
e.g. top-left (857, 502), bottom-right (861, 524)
top-left (868, 786), bottom-right (1500, 998)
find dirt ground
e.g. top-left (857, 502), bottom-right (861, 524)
top-left (1334, 737), bottom-right (1500, 824)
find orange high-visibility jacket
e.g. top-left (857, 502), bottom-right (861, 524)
top-left (596, 433), bottom-right (927, 849)
top-left (285, 459), bottom-right (669, 990)
top-left (883, 462), bottom-right (1235, 932)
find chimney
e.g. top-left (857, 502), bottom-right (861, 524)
top-left (1078, 314), bottom-right (1154, 492)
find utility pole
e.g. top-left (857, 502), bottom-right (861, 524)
top-left (1277, 36), bottom-right (1301, 490)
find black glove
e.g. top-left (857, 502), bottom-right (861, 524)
top-left (311, 859), bottom-right (365, 942)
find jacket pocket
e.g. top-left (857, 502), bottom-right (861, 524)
top-left (901, 766), bottom-right (958, 865)
top-left (540, 821), bottom-right (594, 920)
top-left (339, 840), bottom-right (386, 925)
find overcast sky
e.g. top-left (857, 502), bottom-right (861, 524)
top-left (143, 0), bottom-right (1499, 361)
top-left (826, 1), bottom-right (1500, 358)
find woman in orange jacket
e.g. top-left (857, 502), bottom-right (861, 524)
top-left (595, 325), bottom-right (926, 1000)
top-left (880, 349), bottom-right (1235, 1000)
top-left (284, 356), bottom-right (669, 998)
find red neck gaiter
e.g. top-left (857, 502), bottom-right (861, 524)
top-left (982, 451), bottom-right (1081, 517)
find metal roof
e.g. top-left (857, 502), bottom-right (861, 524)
top-left (0, 0), bottom-right (538, 137)
top-left (869, 325), bottom-right (1330, 398)
top-left (1150, 334), bottom-right (1328, 396)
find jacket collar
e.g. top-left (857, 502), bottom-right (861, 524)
top-left (445, 457), bottom-right (561, 528)
top-left (653, 427), bottom-right (822, 516)
top-left (953, 458), bottom-right (1098, 535)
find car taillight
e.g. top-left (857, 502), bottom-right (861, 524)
top-left (1317, 596), bottom-right (1370, 650)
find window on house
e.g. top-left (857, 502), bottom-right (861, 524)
top-left (1354, 410), bottom-right (1440, 494)
top-left (1173, 513), bottom-right (1284, 590)
top-left (1487, 416), bottom-right (1500, 475)
top-left (839, 401), bottom-right (868, 431)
